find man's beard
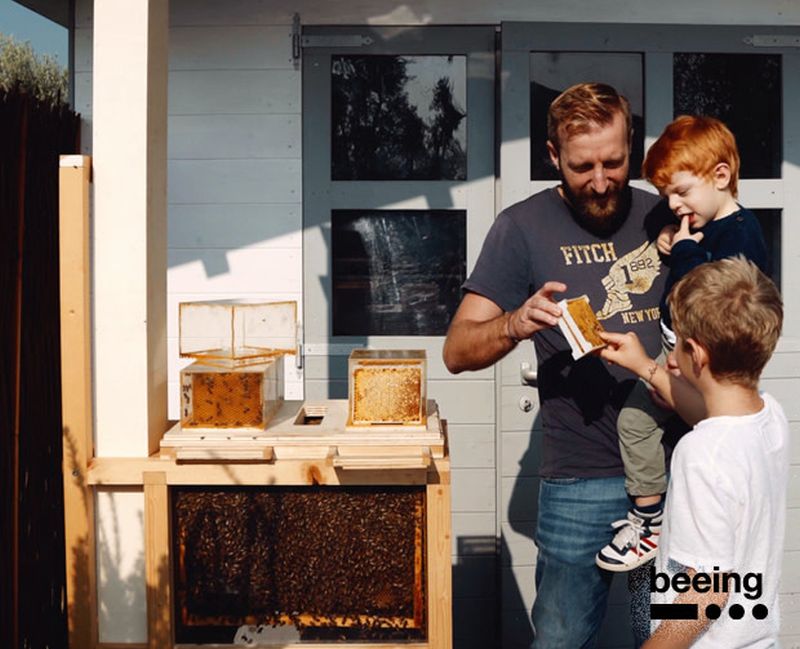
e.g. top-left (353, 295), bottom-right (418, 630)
top-left (560, 176), bottom-right (631, 237)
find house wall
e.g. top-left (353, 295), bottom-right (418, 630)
top-left (74, 0), bottom-right (800, 645)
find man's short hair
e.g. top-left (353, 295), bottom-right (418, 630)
top-left (668, 257), bottom-right (782, 388)
top-left (642, 115), bottom-right (741, 197)
top-left (547, 82), bottom-right (632, 151)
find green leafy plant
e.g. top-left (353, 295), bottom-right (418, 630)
top-left (0, 32), bottom-right (68, 108)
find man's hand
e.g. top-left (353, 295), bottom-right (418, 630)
top-left (506, 281), bottom-right (567, 341)
top-left (672, 215), bottom-right (704, 246)
top-left (656, 223), bottom-right (679, 255)
top-left (598, 331), bottom-right (653, 377)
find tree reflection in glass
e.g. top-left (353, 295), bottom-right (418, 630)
top-left (674, 53), bottom-right (781, 179)
top-left (332, 55), bottom-right (467, 180)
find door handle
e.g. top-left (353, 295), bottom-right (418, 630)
top-left (520, 361), bottom-right (537, 387)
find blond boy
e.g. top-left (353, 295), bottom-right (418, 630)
top-left (596, 116), bottom-right (769, 571)
top-left (600, 257), bottom-right (787, 648)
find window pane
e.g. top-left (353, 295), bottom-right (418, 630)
top-left (754, 209), bottom-right (781, 290)
top-left (332, 210), bottom-right (466, 335)
top-left (332, 55), bottom-right (467, 180)
top-left (530, 52), bottom-right (644, 180)
top-left (673, 54), bottom-right (781, 179)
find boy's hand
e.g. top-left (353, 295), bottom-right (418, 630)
top-left (598, 331), bottom-right (653, 377)
top-left (672, 215), bottom-right (705, 246)
top-left (656, 223), bottom-right (679, 255)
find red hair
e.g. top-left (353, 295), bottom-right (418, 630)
top-left (642, 115), bottom-right (740, 197)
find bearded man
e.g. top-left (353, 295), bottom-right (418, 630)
top-left (443, 83), bottom-right (673, 648)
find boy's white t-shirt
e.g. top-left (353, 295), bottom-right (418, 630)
top-left (651, 392), bottom-right (789, 648)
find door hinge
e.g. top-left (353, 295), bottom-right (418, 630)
top-left (301, 34), bottom-right (374, 48)
top-left (292, 13), bottom-right (301, 65)
top-left (744, 34), bottom-right (800, 48)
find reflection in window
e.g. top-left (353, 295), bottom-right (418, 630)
top-left (332, 210), bottom-right (466, 336)
top-left (674, 54), bottom-right (781, 179)
top-left (332, 55), bottom-right (467, 180)
top-left (754, 209), bottom-right (781, 290)
top-left (530, 52), bottom-right (644, 180)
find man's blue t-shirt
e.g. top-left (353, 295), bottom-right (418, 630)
top-left (463, 187), bottom-right (674, 478)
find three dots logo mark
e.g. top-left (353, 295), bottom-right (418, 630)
top-left (651, 603), bottom-right (769, 621)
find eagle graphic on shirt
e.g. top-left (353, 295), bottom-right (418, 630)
top-left (596, 240), bottom-right (661, 320)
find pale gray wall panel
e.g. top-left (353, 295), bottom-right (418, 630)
top-left (427, 380), bottom-right (495, 425)
top-left (75, 0), bottom-right (90, 28)
top-left (453, 512), bottom-right (496, 557)
top-left (763, 350), bottom-right (800, 380)
top-left (168, 114), bottom-right (300, 159)
top-left (452, 468), bottom-right (495, 513)
top-left (73, 72), bottom-right (92, 116)
top-left (167, 247), bottom-right (301, 293)
top-left (74, 71), bottom-right (92, 153)
top-left (501, 520), bottom-right (536, 566)
top-left (74, 27), bottom-right (92, 71)
top-left (168, 159), bottom-right (301, 204)
top-left (170, 26), bottom-right (293, 70)
top-left (502, 565), bottom-right (535, 613)
top-left (170, 0), bottom-right (294, 26)
top-left (168, 204), bottom-right (301, 249)
top-left (169, 70), bottom-right (300, 115)
top-left (782, 551), bottom-right (800, 592)
top-left (780, 633), bottom-right (800, 648)
top-left (790, 469), bottom-right (800, 508)
top-left (783, 593), bottom-right (800, 636)
top-left (501, 430), bottom-right (541, 478)
top-left (447, 424), bottom-right (495, 469)
top-left (788, 508), bottom-right (800, 552)
top-left (169, 0), bottom-right (800, 26)
top-left (761, 378), bottom-right (800, 420)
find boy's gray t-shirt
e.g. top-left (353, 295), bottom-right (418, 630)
top-left (464, 187), bottom-right (672, 478)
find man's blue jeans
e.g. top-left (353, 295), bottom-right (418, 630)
top-left (531, 475), bottom-right (650, 649)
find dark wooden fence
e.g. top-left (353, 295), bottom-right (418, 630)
top-left (1, 87), bottom-right (80, 649)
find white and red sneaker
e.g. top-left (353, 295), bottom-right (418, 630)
top-left (595, 509), bottom-right (662, 572)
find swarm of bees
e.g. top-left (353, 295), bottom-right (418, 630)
top-left (173, 486), bottom-right (427, 643)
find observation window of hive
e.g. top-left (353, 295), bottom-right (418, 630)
top-left (172, 486), bottom-right (427, 644)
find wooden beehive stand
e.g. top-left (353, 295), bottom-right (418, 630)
top-left (59, 157), bottom-right (452, 649)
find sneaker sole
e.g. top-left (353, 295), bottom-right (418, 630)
top-left (595, 551), bottom-right (656, 572)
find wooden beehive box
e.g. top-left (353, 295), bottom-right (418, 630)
top-left (179, 355), bottom-right (284, 431)
top-left (348, 349), bottom-right (427, 428)
top-left (172, 485), bottom-right (427, 644)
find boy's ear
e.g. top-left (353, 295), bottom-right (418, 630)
top-left (547, 140), bottom-right (561, 171)
top-left (712, 162), bottom-right (732, 191)
top-left (687, 338), bottom-right (709, 372)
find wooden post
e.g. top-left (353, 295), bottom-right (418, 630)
top-left (59, 155), bottom-right (97, 649)
top-left (144, 472), bottom-right (172, 648)
top-left (426, 483), bottom-right (453, 649)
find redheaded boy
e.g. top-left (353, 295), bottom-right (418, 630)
top-left (596, 116), bottom-right (769, 571)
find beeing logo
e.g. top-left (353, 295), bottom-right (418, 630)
top-left (649, 565), bottom-right (768, 621)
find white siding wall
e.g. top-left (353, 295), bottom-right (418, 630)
top-left (75, 0), bottom-right (800, 645)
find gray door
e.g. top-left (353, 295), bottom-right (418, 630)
top-left (301, 25), bottom-right (500, 648)
top-left (498, 22), bottom-right (797, 649)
